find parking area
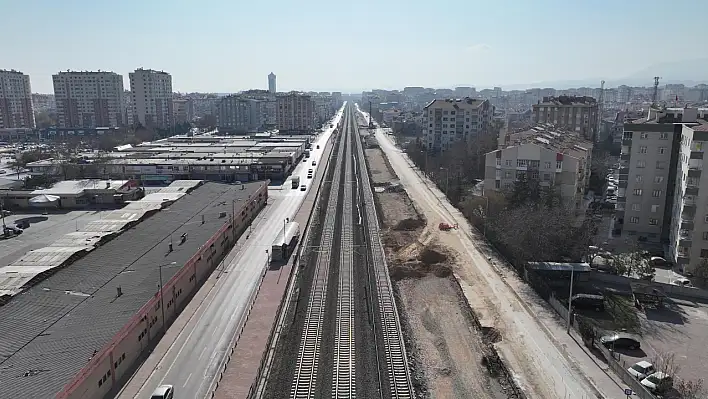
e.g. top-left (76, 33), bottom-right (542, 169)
top-left (0, 210), bottom-right (112, 265)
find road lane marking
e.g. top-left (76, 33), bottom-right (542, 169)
top-left (183, 372), bottom-right (192, 387)
top-left (199, 346), bottom-right (208, 360)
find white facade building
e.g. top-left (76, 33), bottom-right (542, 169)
top-left (52, 71), bottom-right (125, 128)
top-left (129, 69), bottom-right (173, 129)
top-left (422, 98), bottom-right (494, 151)
top-left (0, 69), bottom-right (34, 129)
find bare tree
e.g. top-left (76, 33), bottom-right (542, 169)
top-left (692, 258), bottom-right (708, 287)
top-left (675, 378), bottom-right (705, 399)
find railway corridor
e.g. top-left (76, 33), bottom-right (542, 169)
top-left (265, 105), bottom-right (413, 399)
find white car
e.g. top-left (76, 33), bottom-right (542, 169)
top-left (627, 360), bottom-right (655, 380)
top-left (641, 372), bottom-right (673, 392)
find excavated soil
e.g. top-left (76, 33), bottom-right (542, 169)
top-left (366, 147), bottom-right (515, 399)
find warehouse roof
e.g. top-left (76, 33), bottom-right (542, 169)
top-left (0, 181), bottom-right (265, 398)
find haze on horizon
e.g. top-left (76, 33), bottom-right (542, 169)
top-left (4, 0), bottom-right (707, 94)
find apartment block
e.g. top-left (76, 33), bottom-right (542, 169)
top-left (173, 99), bottom-right (194, 124)
top-left (0, 69), bottom-right (34, 129)
top-left (241, 90), bottom-right (276, 127)
top-left (52, 71), bottom-right (125, 128)
top-left (532, 96), bottom-right (599, 142)
top-left (216, 95), bottom-right (264, 132)
top-left (268, 72), bottom-right (276, 94)
top-left (422, 98), bottom-right (494, 152)
top-left (276, 92), bottom-right (314, 134)
top-left (615, 107), bottom-right (708, 273)
top-left (484, 124), bottom-right (593, 210)
top-left (129, 69), bottom-right (173, 129)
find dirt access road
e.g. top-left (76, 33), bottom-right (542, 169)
top-left (367, 122), bottom-right (622, 399)
top-left (366, 146), bottom-right (512, 399)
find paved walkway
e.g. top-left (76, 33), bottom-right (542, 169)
top-left (212, 131), bottom-right (336, 398)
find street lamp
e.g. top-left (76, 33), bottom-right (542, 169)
top-left (158, 261), bottom-right (177, 334)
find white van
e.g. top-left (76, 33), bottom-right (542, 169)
top-left (151, 384), bottom-right (174, 399)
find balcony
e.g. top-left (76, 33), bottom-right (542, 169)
top-left (690, 151), bottom-right (704, 160)
top-left (685, 186), bottom-right (699, 196)
top-left (679, 231), bottom-right (693, 247)
top-left (688, 169), bottom-right (702, 178)
top-left (688, 159), bottom-right (703, 170)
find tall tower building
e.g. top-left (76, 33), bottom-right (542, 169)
top-left (268, 72), bottom-right (276, 94)
top-left (129, 68), bottom-right (173, 129)
top-left (52, 71), bottom-right (125, 128)
top-left (0, 69), bottom-right (35, 128)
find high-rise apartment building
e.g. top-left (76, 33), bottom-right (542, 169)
top-left (421, 98), bottom-right (494, 152)
top-left (0, 69), bottom-right (35, 128)
top-left (268, 72), bottom-right (276, 94)
top-left (129, 69), bottom-right (173, 129)
top-left (276, 92), bottom-right (314, 134)
top-left (52, 71), bottom-right (125, 128)
top-left (216, 95), bottom-right (264, 132)
top-left (484, 124), bottom-right (593, 211)
top-left (532, 96), bottom-right (599, 142)
top-left (615, 107), bottom-right (708, 273)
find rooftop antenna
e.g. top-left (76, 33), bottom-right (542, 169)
top-left (652, 76), bottom-right (661, 107)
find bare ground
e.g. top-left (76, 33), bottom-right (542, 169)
top-left (365, 146), bottom-right (519, 399)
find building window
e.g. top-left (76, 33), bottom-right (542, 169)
top-left (649, 218), bottom-right (658, 225)
top-left (658, 147), bottom-right (666, 154)
top-left (530, 170), bottom-right (539, 179)
top-left (544, 161), bottom-right (551, 169)
top-left (660, 133), bottom-right (669, 140)
top-left (703, 232), bottom-right (708, 240)
top-left (635, 175), bottom-right (643, 182)
top-left (556, 160), bottom-right (562, 169)
top-left (640, 132), bottom-right (649, 139)
top-left (543, 173), bottom-right (550, 181)
top-left (652, 190), bottom-right (662, 197)
top-left (633, 189), bottom-right (643, 196)
top-left (651, 205), bottom-right (659, 213)
top-left (630, 216), bottom-right (639, 223)
top-left (656, 161), bottom-right (666, 169)
top-left (701, 249), bottom-right (708, 258)
top-left (639, 146), bottom-right (647, 154)
top-left (631, 203), bottom-right (641, 211)
top-left (623, 131), bottom-right (633, 140)
top-left (654, 176), bottom-right (664, 183)
top-left (505, 159), bottom-right (512, 166)
top-left (504, 171), bottom-right (512, 178)
top-left (517, 159), bottom-right (528, 167)
top-left (636, 160), bottom-right (646, 168)
top-left (496, 158), bottom-right (501, 166)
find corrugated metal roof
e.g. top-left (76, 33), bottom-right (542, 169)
top-left (0, 181), bottom-right (265, 398)
top-left (0, 180), bottom-right (203, 302)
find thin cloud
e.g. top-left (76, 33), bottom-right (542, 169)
top-left (466, 44), bottom-right (491, 52)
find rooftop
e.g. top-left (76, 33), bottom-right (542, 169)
top-left (504, 123), bottom-right (594, 157)
top-left (31, 180), bottom-right (130, 196)
top-left (536, 95), bottom-right (597, 106)
top-left (0, 181), bottom-right (265, 398)
top-left (424, 97), bottom-right (487, 110)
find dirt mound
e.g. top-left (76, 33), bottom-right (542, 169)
top-left (393, 217), bottom-right (425, 231)
top-left (418, 247), bottom-right (448, 265)
top-left (389, 260), bottom-right (453, 281)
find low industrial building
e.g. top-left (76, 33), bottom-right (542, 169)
top-left (0, 179), bottom-right (143, 209)
top-left (0, 180), bottom-right (268, 398)
top-left (24, 134), bottom-right (313, 183)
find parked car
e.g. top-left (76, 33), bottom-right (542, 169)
top-left (312, 160), bottom-right (317, 166)
top-left (628, 361), bottom-right (655, 380)
top-left (300, 184), bottom-right (307, 191)
top-left (316, 145), bottom-right (320, 149)
top-left (151, 384), bottom-right (174, 399)
top-left (672, 277), bottom-right (694, 287)
top-left (571, 294), bottom-right (605, 312)
top-left (600, 333), bottom-right (641, 350)
top-left (641, 372), bottom-right (673, 393)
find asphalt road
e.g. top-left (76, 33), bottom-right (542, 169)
top-left (357, 105), bottom-right (619, 399)
top-left (120, 107), bottom-right (345, 399)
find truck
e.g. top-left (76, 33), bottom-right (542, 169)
top-left (304, 150), bottom-right (311, 158)
top-left (291, 175), bottom-right (300, 189)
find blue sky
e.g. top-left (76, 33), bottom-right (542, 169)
top-left (3, 0), bottom-right (706, 93)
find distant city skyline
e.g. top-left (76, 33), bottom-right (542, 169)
top-left (4, 0), bottom-right (706, 93)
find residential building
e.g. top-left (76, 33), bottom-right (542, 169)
top-left (276, 92), bottom-right (314, 134)
top-left (484, 124), bottom-right (593, 210)
top-left (615, 107), bottom-right (708, 273)
top-left (216, 95), bottom-right (264, 132)
top-left (532, 96), bottom-right (599, 142)
top-left (0, 69), bottom-right (34, 128)
top-left (129, 68), bottom-right (173, 129)
top-left (268, 72), bottom-right (276, 94)
top-left (52, 71), bottom-right (125, 128)
top-left (422, 98), bottom-right (494, 152)
top-left (173, 99), bottom-right (194, 124)
top-left (241, 89), bottom-right (276, 127)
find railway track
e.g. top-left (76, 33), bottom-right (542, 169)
top-left (290, 111), bottom-right (348, 398)
top-left (287, 104), bottom-right (413, 398)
